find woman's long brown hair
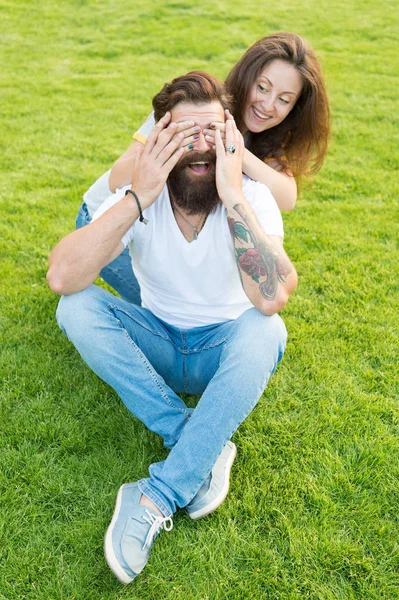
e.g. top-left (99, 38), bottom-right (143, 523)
top-left (225, 32), bottom-right (330, 179)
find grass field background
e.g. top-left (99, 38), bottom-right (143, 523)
top-left (1, 0), bottom-right (398, 598)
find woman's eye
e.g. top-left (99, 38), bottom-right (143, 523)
top-left (279, 98), bottom-right (290, 105)
top-left (257, 84), bottom-right (269, 93)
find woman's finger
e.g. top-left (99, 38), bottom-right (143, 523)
top-left (225, 118), bottom-right (235, 148)
top-left (205, 132), bottom-right (225, 144)
top-left (176, 122), bottom-right (201, 137)
top-left (207, 122), bottom-right (226, 133)
top-left (180, 133), bottom-right (201, 148)
top-left (214, 128), bottom-right (225, 161)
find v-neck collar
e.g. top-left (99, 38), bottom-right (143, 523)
top-left (166, 186), bottom-right (210, 246)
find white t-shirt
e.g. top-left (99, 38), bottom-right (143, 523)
top-left (93, 176), bottom-right (284, 329)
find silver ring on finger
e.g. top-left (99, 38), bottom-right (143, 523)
top-left (226, 144), bottom-right (236, 154)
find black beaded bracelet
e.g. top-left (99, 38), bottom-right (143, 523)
top-left (125, 189), bottom-right (148, 224)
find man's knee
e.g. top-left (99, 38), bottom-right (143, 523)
top-left (234, 308), bottom-right (287, 351)
top-left (224, 309), bottom-right (288, 381)
top-left (56, 285), bottom-right (102, 336)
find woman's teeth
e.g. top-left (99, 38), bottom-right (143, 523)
top-left (253, 107), bottom-right (271, 120)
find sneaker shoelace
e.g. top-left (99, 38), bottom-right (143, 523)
top-left (142, 509), bottom-right (173, 550)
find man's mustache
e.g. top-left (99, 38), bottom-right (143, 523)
top-left (174, 149), bottom-right (217, 171)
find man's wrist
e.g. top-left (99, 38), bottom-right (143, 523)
top-left (220, 189), bottom-right (245, 210)
top-left (123, 189), bottom-right (141, 215)
top-left (125, 189), bottom-right (149, 224)
top-left (128, 186), bottom-right (156, 210)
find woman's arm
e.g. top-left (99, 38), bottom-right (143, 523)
top-left (109, 112), bottom-right (158, 192)
top-left (108, 142), bottom-right (142, 193)
top-left (242, 150), bottom-right (297, 211)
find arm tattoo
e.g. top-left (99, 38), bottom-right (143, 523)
top-left (228, 203), bottom-right (292, 301)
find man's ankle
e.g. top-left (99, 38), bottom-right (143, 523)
top-left (139, 493), bottom-right (164, 517)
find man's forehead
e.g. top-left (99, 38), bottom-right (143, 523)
top-left (171, 101), bottom-right (225, 125)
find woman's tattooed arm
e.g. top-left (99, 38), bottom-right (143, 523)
top-left (227, 202), bottom-right (297, 309)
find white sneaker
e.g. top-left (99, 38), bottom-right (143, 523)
top-left (186, 441), bottom-right (237, 520)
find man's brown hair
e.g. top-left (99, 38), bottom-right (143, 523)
top-left (153, 71), bottom-right (232, 122)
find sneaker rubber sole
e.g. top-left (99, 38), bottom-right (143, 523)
top-left (104, 484), bottom-right (135, 585)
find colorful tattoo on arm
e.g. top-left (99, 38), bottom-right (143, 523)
top-left (228, 203), bottom-right (292, 301)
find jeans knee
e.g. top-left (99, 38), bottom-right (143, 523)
top-left (56, 285), bottom-right (101, 336)
top-left (56, 292), bottom-right (81, 335)
top-left (264, 313), bottom-right (287, 350)
top-left (237, 308), bottom-right (286, 346)
top-left (229, 309), bottom-right (287, 372)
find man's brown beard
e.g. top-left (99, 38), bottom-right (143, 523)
top-left (167, 150), bottom-right (221, 216)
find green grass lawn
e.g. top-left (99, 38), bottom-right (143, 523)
top-left (1, 0), bottom-right (398, 598)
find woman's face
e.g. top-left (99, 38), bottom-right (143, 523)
top-left (243, 59), bottom-right (303, 134)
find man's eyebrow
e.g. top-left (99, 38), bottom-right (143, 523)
top-left (258, 76), bottom-right (298, 96)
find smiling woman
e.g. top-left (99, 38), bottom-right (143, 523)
top-left (224, 33), bottom-right (330, 185)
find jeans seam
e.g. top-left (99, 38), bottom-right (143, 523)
top-left (180, 330), bottom-right (188, 392)
top-left (183, 354), bottom-right (188, 393)
top-left (218, 340), bottom-right (227, 370)
top-left (119, 327), bottom-right (191, 418)
top-left (141, 477), bottom-right (189, 512)
top-left (187, 337), bottom-right (229, 352)
top-left (110, 303), bottom-right (170, 341)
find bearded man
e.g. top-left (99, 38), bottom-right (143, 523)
top-left (47, 71), bottom-right (297, 584)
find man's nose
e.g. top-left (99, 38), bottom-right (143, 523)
top-left (193, 131), bottom-right (211, 152)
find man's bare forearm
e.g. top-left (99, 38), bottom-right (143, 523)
top-left (226, 196), bottom-right (297, 314)
top-left (47, 114), bottom-right (187, 296)
top-left (47, 195), bottom-right (139, 295)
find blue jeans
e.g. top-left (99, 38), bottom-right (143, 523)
top-left (56, 285), bottom-right (287, 517)
top-left (76, 202), bottom-right (142, 305)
